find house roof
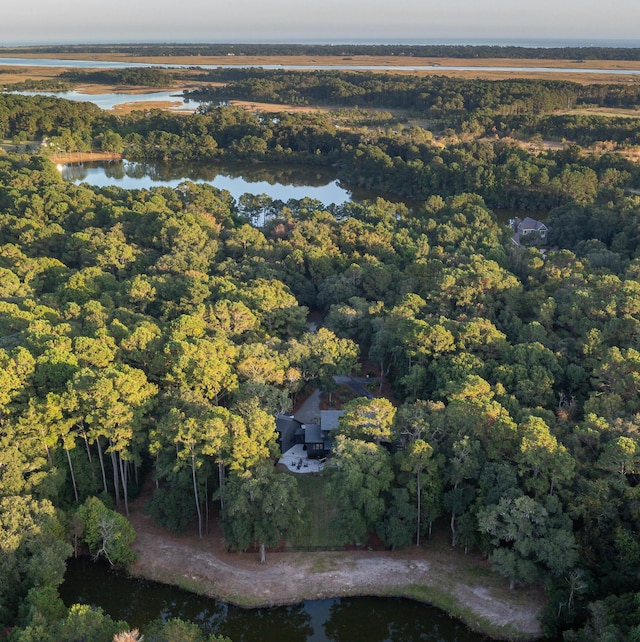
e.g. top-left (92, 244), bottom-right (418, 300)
top-left (276, 414), bottom-right (302, 451)
top-left (519, 217), bottom-right (548, 232)
top-left (320, 410), bottom-right (344, 433)
top-left (276, 414), bottom-right (302, 435)
top-left (303, 423), bottom-right (322, 444)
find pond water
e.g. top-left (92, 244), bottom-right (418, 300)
top-left (8, 89), bottom-right (203, 111)
top-left (60, 160), bottom-right (359, 205)
top-left (59, 160), bottom-right (540, 226)
top-left (60, 557), bottom-right (486, 642)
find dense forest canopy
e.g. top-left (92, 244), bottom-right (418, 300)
top-left (3, 72), bottom-right (640, 211)
top-left (185, 69), bottom-right (640, 113)
top-left (59, 68), bottom-right (175, 88)
top-left (2, 67), bottom-right (640, 641)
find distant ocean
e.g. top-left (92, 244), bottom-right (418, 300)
top-left (253, 37), bottom-right (640, 48)
top-left (5, 37), bottom-right (640, 48)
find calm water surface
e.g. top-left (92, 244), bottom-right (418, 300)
top-left (60, 160), bottom-right (357, 205)
top-left (59, 160), bottom-right (538, 224)
top-left (9, 89), bottom-right (200, 111)
top-left (60, 558), bottom-right (486, 642)
top-left (2, 56), bottom-right (640, 75)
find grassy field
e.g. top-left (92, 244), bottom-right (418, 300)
top-left (3, 53), bottom-right (640, 84)
top-left (558, 106), bottom-right (640, 117)
top-left (290, 474), bottom-right (344, 549)
top-left (5, 51), bottom-right (640, 69)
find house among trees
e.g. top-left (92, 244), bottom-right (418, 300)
top-left (295, 410), bottom-right (344, 459)
top-left (509, 216), bottom-right (550, 245)
top-left (275, 414), bottom-right (302, 454)
top-left (301, 422), bottom-right (326, 458)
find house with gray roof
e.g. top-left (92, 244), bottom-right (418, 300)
top-left (302, 410), bottom-right (345, 459)
top-left (509, 216), bottom-right (550, 245)
top-left (275, 414), bottom-right (302, 455)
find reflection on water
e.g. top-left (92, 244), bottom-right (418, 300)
top-left (8, 89), bottom-right (201, 111)
top-left (60, 558), bottom-right (484, 642)
top-left (59, 160), bottom-right (538, 227)
top-left (60, 160), bottom-right (355, 205)
top-left (1, 57), bottom-right (640, 75)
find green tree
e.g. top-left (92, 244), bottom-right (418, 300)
top-left (478, 495), bottom-right (577, 590)
top-left (237, 278), bottom-right (308, 338)
top-left (68, 365), bottom-right (157, 514)
top-left (145, 618), bottom-right (232, 642)
top-left (337, 397), bottom-right (396, 445)
top-left (53, 604), bottom-right (128, 642)
top-left (327, 436), bottom-right (393, 545)
top-left (77, 496), bottom-right (136, 568)
top-left (220, 461), bottom-right (305, 563)
top-left (443, 434), bottom-right (482, 549)
top-left (226, 399), bottom-right (280, 473)
top-left (399, 438), bottom-right (442, 546)
top-left (597, 435), bottom-right (640, 476)
top-left (162, 337), bottom-right (237, 405)
top-left (287, 327), bottom-right (359, 394)
top-left (517, 416), bottom-right (575, 497)
top-left (0, 495), bottom-right (71, 629)
top-left (0, 347), bottom-right (35, 422)
top-left (150, 400), bottom-right (230, 538)
top-left (376, 487), bottom-right (415, 550)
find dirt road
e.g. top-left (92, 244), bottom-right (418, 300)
top-left (128, 496), bottom-right (544, 641)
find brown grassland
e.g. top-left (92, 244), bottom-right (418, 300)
top-left (3, 54), bottom-right (640, 121)
top-left (3, 52), bottom-right (640, 84)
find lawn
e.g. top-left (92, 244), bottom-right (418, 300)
top-left (289, 474), bottom-right (344, 549)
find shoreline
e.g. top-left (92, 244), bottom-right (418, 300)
top-left (126, 497), bottom-right (544, 641)
top-left (5, 51), bottom-right (640, 70)
top-left (3, 54), bottom-right (640, 84)
top-left (49, 151), bottom-right (123, 163)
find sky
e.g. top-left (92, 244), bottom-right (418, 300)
top-left (2, 0), bottom-right (640, 46)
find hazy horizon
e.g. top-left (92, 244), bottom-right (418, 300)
top-left (4, 38), bottom-right (640, 49)
top-left (2, 0), bottom-right (640, 48)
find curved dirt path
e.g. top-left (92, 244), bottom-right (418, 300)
top-left (128, 501), bottom-right (544, 641)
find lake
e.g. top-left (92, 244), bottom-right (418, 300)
top-left (58, 160), bottom-right (534, 225)
top-left (60, 557), bottom-right (486, 642)
top-left (9, 88), bottom-right (200, 111)
top-left (59, 160), bottom-right (367, 206)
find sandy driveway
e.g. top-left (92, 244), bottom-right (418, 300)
top-left (128, 499), bottom-right (544, 641)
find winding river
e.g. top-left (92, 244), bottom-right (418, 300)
top-left (2, 56), bottom-right (640, 75)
